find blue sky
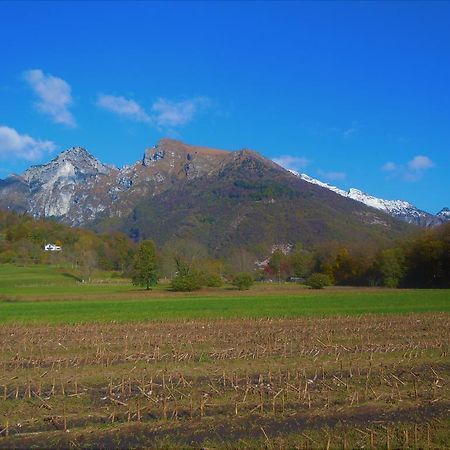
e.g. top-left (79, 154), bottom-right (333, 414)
top-left (0, 1), bottom-right (449, 213)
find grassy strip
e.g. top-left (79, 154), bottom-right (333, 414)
top-left (1, 289), bottom-right (449, 324)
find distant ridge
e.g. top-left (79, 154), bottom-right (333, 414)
top-left (291, 171), bottom-right (447, 228)
top-left (0, 138), bottom-right (442, 258)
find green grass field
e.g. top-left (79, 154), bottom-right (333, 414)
top-left (1, 264), bottom-right (449, 324)
top-left (0, 263), bottom-right (132, 296)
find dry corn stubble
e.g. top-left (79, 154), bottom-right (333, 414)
top-left (0, 313), bottom-right (449, 448)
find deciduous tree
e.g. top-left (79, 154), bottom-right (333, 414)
top-left (132, 240), bottom-right (159, 290)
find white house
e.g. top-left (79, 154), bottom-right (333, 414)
top-left (44, 243), bottom-right (62, 252)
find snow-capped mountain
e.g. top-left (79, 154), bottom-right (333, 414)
top-left (293, 171), bottom-right (447, 227)
top-left (437, 207), bottom-right (450, 221)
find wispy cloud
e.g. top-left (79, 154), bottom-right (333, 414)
top-left (317, 169), bottom-right (347, 181)
top-left (342, 124), bottom-right (358, 138)
top-left (328, 120), bottom-right (359, 139)
top-left (23, 69), bottom-right (76, 127)
top-left (96, 95), bottom-right (151, 123)
top-left (382, 155), bottom-right (435, 182)
top-left (272, 155), bottom-right (310, 172)
top-left (151, 97), bottom-right (211, 127)
top-left (96, 94), bottom-right (211, 129)
top-left (382, 161), bottom-right (397, 172)
top-left (0, 125), bottom-right (56, 161)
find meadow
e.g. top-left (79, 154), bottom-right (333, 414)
top-left (0, 264), bottom-right (449, 448)
top-left (1, 264), bottom-right (449, 325)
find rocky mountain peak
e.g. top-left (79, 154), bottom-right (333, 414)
top-left (11, 146), bottom-right (114, 220)
top-left (437, 207), bottom-right (450, 219)
top-left (60, 146), bottom-right (91, 158)
top-left (58, 146), bottom-right (112, 173)
top-left (23, 146), bottom-right (112, 185)
top-left (139, 139), bottom-right (236, 183)
top-left (142, 138), bottom-right (231, 167)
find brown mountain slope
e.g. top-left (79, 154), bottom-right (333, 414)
top-left (91, 140), bottom-right (414, 257)
top-left (0, 138), bottom-right (414, 257)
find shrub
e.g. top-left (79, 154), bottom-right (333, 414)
top-left (0, 250), bottom-right (16, 263)
top-left (307, 272), bottom-right (331, 289)
top-left (232, 272), bottom-right (254, 290)
top-left (171, 271), bottom-right (203, 292)
top-left (205, 273), bottom-right (223, 288)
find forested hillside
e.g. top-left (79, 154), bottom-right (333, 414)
top-left (1, 209), bottom-right (448, 288)
top-left (0, 210), bottom-right (136, 276)
top-left (263, 222), bottom-right (450, 288)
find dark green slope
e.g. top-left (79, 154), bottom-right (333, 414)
top-left (93, 151), bottom-right (413, 257)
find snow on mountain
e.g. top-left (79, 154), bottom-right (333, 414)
top-left (437, 207), bottom-right (450, 220)
top-left (291, 170), bottom-right (447, 227)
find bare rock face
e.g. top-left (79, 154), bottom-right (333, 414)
top-left (0, 147), bottom-right (114, 224)
top-left (142, 146), bottom-right (165, 166)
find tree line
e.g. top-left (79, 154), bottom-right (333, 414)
top-left (1, 210), bottom-right (448, 289)
top-left (262, 222), bottom-right (450, 288)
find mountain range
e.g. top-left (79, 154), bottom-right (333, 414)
top-left (0, 138), bottom-right (447, 257)
top-left (293, 173), bottom-right (448, 228)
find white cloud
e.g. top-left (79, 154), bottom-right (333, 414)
top-left (96, 95), bottom-right (151, 123)
top-left (272, 155), bottom-right (310, 172)
top-left (382, 155), bottom-right (435, 182)
top-left (408, 155), bottom-right (434, 171)
top-left (96, 94), bottom-right (211, 129)
top-left (151, 97), bottom-right (211, 127)
top-left (317, 169), bottom-right (347, 181)
top-left (0, 125), bottom-right (56, 161)
top-left (23, 69), bottom-right (76, 127)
